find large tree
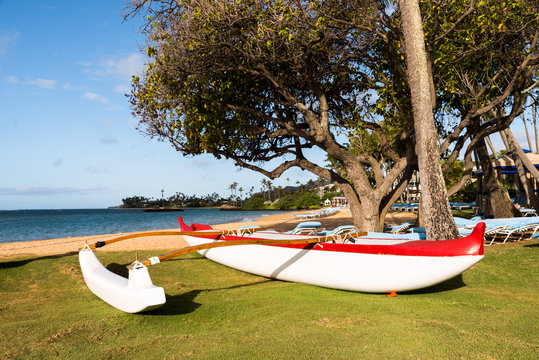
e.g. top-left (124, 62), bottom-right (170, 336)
top-left (422, 0), bottom-right (539, 217)
top-left (128, 0), bottom-right (417, 232)
top-left (127, 0), bottom-right (539, 232)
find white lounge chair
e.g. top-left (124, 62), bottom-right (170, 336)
top-left (285, 221), bottom-right (322, 235)
top-left (384, 222), bottom-right (414, 234)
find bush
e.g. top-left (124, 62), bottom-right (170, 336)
top-left (449, 181), bottom-right (477, 203)
top-left (274, 194), bottom-right (297, 209)
top-left (295, 192), bottom-right (321, 209)
top-left (241, 196), bottom-right (266, 210)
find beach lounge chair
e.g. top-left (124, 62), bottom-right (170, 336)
top-left (285, 221), bottom-right (322, 235)
top-left (359, 232), bottom-right (426, 240)
top-left (384, 222), bottom-right (414, 234)
top-left (457, 223), bottom-right (508, 244)
top-left (519, 208), bottom-right (537, 217)
top-left (451, 202), bottom-right (476, 210)
top-left (292, 211), bottom-right (319, 219)
top-left (318, 224), bottom-right (356, 236)
top-left (489, 217), bottom-right (539, 243)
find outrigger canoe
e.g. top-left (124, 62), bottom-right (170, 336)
top-left (179, 217), bottom-right (485, 293)
top-left (79, 219), bottom-right (485, 313)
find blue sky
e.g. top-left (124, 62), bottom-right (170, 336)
top-left (0, 0), bottom-right (318, 210)
top-left (0, 1), bottom-right (531, 210)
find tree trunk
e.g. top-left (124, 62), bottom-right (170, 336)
top-left (485, 135), bottom-right (497, 157)
top-left (475, 139), bottom-right (519, 218)
top-left (502, 127), bottom-right (539, 210)
top-left (399, 0), bottom-right (459, 239)
top-left (523, 112), bottom-right (533, 152)
top-left (533, 98), bottom-right (538, 153)
top-left (340, 186), bottom-right (383, 232)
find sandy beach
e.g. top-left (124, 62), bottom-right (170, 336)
top-left (0, 209), bottom-right (416, 260)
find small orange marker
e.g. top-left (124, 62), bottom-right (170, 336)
top-left (386, 291), bottom-right (398, 298)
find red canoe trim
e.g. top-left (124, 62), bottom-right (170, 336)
top-left (178, 217), bottom-right (485, 257)
top-left (178, 216), bottom-right (213, 231)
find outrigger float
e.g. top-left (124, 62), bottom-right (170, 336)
top-left (79, 218), bottom-right (485, 313)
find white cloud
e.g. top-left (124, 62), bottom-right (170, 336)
top-left (27, 78), bottom-right (57, 89)
top-left (114, 84), bottom-right (131, 93)
top-left (109, 53), bottom-right (145, 79)
top-left (0, 29), bottom-right (20, 55)
top-left (0, 186), bottom-right (108, 196)
top-left (106, 104), bottom-right (123, 111)
top-left (62, 82), bottom-right (87, 92)
top-left (85, 166), bottom-right (109, 174)
top-left (100, 137), bottom-right (118, 145)
top-left (6, 75), bottom-right (19, 84)
top-left (81, 53), bottom-right (145, 82)
top-left (83, 91), bottom-right (108, 104)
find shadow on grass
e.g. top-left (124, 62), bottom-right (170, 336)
top-left (0, 251), bottom-right (79, 269)
top-left (145, 279), bottom-right (274, 316)
top-left (148, 275), bottom-right (466, 315)
top-left (101, 257), bottom-right (273, 316)
top-left (403, 274), bottom-right (466, 295)
top-left (105, 257), bottom-right (207, 278)
top-left (524, 242), bottom-right (539, 248)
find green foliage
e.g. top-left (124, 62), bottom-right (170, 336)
top-left (422, 0), bottom-right (538, 109)
top-left (295, 192), bottom-right (321, 209)
top-left (121, 192), bottom-right (225, 208)
top-left (449, 181), bottom-right (477, 203)
top-left (121, 195), bottom-right (150, 208)
top-left (443, 160), bottom-right (466, 189)
top-left (129, 0), bottom-right (414, 172)
top-left (443, 160), bottom-right (477, 203)
top-left (240, 196), bottom-right (266, 210)
top-left (274, 194), bottom-right (297, 210)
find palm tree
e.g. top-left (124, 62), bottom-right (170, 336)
top-left (533, 98), bottom-right (538, 154)
top-left (238, 187), bottom-right (243, 206)
top-left (260, 179), bottom-right (267, 200)
top-left (229, 182), bottom-right (238, 206)
top-left (523, 111), bottom-right (533, 152)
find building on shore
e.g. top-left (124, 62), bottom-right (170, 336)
top-left (331, 196), bottom-right (348, 207)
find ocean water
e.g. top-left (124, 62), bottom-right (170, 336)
top-left (0, 208), bottom-right (287, 244)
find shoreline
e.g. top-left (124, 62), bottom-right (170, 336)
top-left (0, 209), bottom-right (417, 260)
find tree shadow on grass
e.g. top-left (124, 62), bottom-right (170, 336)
top-left (0, 251), bottom-right (79, 269)
top-left (144, 279), bottom-right (274, 316)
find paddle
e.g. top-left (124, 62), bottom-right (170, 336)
top-left (85, 226), bottom-right (264, 250)
top-left (129, 231), bottom-right (367, 269)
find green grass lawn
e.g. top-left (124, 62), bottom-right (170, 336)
top-left (1, 240), bottom-right (538, 359)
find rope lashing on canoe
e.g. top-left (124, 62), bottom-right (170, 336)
top-left (82, 226), bottom-right (265, 250)
top-left (127, 231), bottom-right (367, 269)
top-left (93, 241), bottom-right (107, 248)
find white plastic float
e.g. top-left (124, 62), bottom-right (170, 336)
top-left (79, 244), bottom-right (166, 313)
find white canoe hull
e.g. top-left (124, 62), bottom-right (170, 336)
top-left (183, 233), bottom-right (484, 293)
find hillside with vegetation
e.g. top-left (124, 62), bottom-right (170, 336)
top-left (120, 180), bottom-right (344, 211)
